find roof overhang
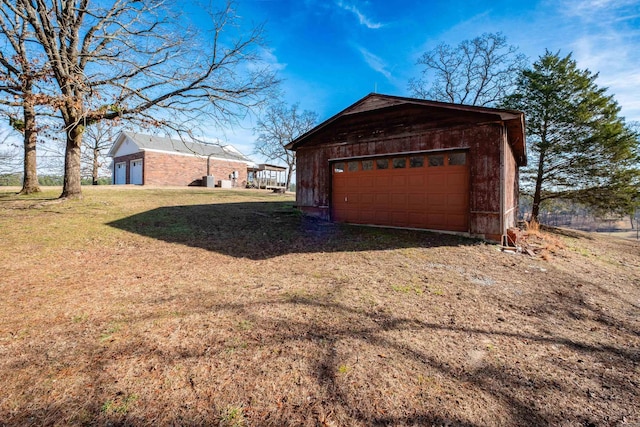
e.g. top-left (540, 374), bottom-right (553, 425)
top-left (248, 163), bottom-right (287, 172)
top-left (286, 93), bottom-right (527, 166)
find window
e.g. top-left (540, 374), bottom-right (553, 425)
top-left (348, 161), bottom-right (359, 172)
top-left (334, 162), bottom-right (345, 173)
top-left (376, 159), bottom-right (389, 169)
top-left (448, 152), bottom-right (467, 166)
top-left (428, 155), bottom-right (444, 167)
top-left (409, 156), bottom-right (424, 168)
top-left (392, 158), bottom-right (406, 168)
top-left (362, 160), bottom-right (373, 170)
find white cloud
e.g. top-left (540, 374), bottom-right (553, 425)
top-left (358, 46), bottom-right (392, 80)
top-left (561, 0), bottom-right (639, 21)
top-left (555, 0), bottom-right (640, 121)
top-left (259, 47), bottom-right (287, 72)
top-left (336, 1), bottom-right (383, 29)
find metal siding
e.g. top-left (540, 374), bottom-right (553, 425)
top-left (503, 133), bottom-right (519, 230)
top-left (294, 114), bottom-right (512, 240)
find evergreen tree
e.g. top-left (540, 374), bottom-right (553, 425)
top-left (502, 51), bottom-right (640, 222)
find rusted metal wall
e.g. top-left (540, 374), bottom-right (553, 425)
top-left (503, 135), bottom-right (520, 232)
top-left (295, 114), bottom-right (517, 241)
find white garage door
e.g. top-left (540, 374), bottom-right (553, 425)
top-left (130, 159), bottom-right (143, 185)
top-left (114, 162), bottom-right (126, 185)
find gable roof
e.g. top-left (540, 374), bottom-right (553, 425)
top-left (286, 93), bottom-right (526, 166)
top-left (108, 131), bottom-right (253, 163)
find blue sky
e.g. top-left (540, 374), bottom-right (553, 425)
top-left (2, 0), bottom-right (638, 171)
top-left (203, 0), bottom-right (640, 158)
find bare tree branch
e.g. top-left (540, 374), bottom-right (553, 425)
top-left (408, 32), bottom-right (526, 107)
top-left (9, 0), bottom-right (280, 198)
top-left (254, 101), bottom-right (317, 190)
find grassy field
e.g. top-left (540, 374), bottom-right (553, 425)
top-left (0, 186), bottom-right (639, 426)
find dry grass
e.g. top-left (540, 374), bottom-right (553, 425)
top-left (0, 186), bottom-right (639, 426)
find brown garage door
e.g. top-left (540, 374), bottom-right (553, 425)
top-left (331, 151), bottom-right (469, 232)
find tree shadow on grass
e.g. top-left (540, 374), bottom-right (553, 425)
top-left (3, 295), bottom-right (637, 426)
top-left (107, 201), bottom-right (479, 260)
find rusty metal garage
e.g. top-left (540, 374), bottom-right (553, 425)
top-left (285, 93), bottom-right (526, 242)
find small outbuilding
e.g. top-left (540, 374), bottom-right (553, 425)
top-left (285, 93), bottom-right (526, 242)
top-left (108, 132), bottom-right (254, 187)
top-left (247, 164), bottom-right (288, 191)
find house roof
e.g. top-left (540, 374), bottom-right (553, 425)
top-left (286, 93), bottom-right (527, 166)
top-left (248, 163), bottom-right (287, 172)
top-left (108, 131), bottom-right (253, 163)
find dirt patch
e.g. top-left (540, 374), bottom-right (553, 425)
top-left (0, 187), bottom-right (638, 426)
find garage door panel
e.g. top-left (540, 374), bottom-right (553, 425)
top-left (360, 193), bottom-right (375, 204)
top-left (374, 176), bottom-right (388, 188)
top-left (359, 210), bottom-right (376, 223)
top-left (408, 175), bottom-right (426, 186)
top-left (390, 193), bottom-right (407, 206)
top-left (130, 159), bottom-right (143, 185)
top-left (332, 153), bottom-right (469, 232)
top-left (407, 193), bottom-right (427, 210)
top-left (447, 173), bottom-right (467, 188)
top-left (391, 212), bottom-right (408, 226)
top-left (375, 193), bottom-right (389, 205)
top-left (447, 193), bottom-right (467, 209)
top-left (345, 208), bottom-right (360, 223)
top-left (426, 174), bottom-right (447, 191)
top-left (359, 176), bottom-right (374, 187)
top-left (426, 213), bottom-right (447, 229)
top-left (427, 193), bottom-right (447, 209)
top-left (375, 211), bottom-right (391, 223)
top-left (407, 212), bottom-right (426, 227)
top-left (447, 214), bottom-right (467, 230)
top-left (391, 175), bottom-right (407, 187)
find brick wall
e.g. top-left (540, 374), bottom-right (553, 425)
top-left (112, 151), bottom-right (249, 187)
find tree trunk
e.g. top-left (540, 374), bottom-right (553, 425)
top-left (60, 125), bottom-right (84, 199)
top-left (531, 149), bottom-right (546, 223)
top-left (18, 99), bottom-right (40, 195)
top-left (285, 167), bottom-right (293, 192)
top-left (92, 146), bottom-right (99, 185)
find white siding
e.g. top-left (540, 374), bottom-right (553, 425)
top-left (113, 137), bottom-right (140, 157)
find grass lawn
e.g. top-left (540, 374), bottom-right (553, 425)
top-left (0, 186), bottom-right (639, 426)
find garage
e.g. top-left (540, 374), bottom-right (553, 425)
top-left (286, 93), bottom-right (526, 242)
top-left (114, 162), bottom-right (126, 185)
top-left (331, 151), bottom-right (469, 231)
top-left (130, 159), bottom-right (143, 185)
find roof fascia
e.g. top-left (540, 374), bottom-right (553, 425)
top-left (286, 93), bottom-right (524, 150)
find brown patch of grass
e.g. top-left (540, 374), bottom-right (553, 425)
top-left (1, 187), bottom-right (639, 426)
top-left (518, 221), bottom-right (567, 260)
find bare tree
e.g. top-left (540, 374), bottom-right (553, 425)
top-left (408, 32), bottom-right (526, 107)
top-left (7, 0), bottom-right (278, 199)
top-left (81, 122), bottom-right (116, 185)
top-left (0, 127), bottom-right (21, 175)
top-left (254, 102), bottom-right (317, 190)
top-left (0, 5), bottom-right (54, 194)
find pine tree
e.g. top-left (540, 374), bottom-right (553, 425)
top-left (502, 51), bottom-right (640, 222)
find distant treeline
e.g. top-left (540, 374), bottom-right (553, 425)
top-left (0, 173), bottom-right (111, 186)
top-left (519, 195), bottom-right (638, 230)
